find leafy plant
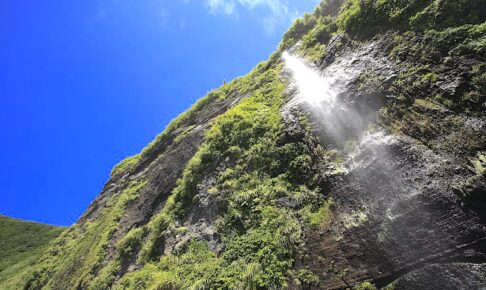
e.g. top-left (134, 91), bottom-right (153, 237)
top-left (296, 269), bottom-right (320, 288)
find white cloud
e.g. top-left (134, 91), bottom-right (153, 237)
top-left (206, 0), bottom-right (237, 15)
top-left (159, 7), bottom-right (171, 28)
top-left (204, 0), bottom-right (300, 34)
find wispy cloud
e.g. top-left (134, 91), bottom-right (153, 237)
top-left (204, 0), bottom-right (301, 34)
top-left (206, 0), bottom-right (237, 15)
top-left (159, 7), bottom-right (171, 28)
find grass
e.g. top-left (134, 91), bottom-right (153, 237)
top-left (23, 179), bottom-right (147, 290)
top-left (111, 154), bottom-right (141, 176)
top-left (303, 198), bottom-right (333, 229)
top-left (353, 281), bottom-right (377, 290)
top-left (0, 215), bottom-right (65, 290)
top-left (413, 99), bottom-right (443, 111)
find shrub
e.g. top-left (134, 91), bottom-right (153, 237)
top-left (222, 218), bottom-right (297, 288)
top-left (24, 180), bottom-right (146, 289)
top-left (111, 154), bottom-right (141, 176)
top-left (119, 241), bottom-right (223, 290)
top-left (296, 269), bottom-right (320, 288)
top-left (281, 13), bottom-right (318, 49)
top-left (353, 281), bottom-right (377, 290)
top-left (409, 0), bottom-right (486, 31)
top-left (315, 0), bottom-right (346, 17)
top-left (117, 227), bottom-right (148, 260)
top-left (115, 263), bottom-right (180, 290)
top-left (303, 198), bottom-right (333, 229)
top-left (89, 261), bottom-right (121, 290)
top-left (302, 17), bottom-right (337, 49)
top-left (337, 0), bottom-right (486, 38)
top-left (238, 263), bottom-right (263, 290)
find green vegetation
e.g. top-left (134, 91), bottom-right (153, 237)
top-left (0, 215), bottom-right (65, 289)
top-left (337, 0), bottom-right (486, 38)
top-left (471, 152), bottom-right (486, 176)
top-left (387, 23), bottom-right (486, 63)
top-left (111, 154), bottom-right (141, 176)
top-left (115, 62), bottom-right (326, 289)
top-left (24, 179), bottom-right (147, 289)
top-left (280, 4), bottom-right (338, 63)
top-left (303, 198), bottom-right (333, 229)
top-left (353, 281), bottom-right (377, 290)
top-left (281, 13), bottom-right (320, 50)
top-left (140, 80), bottom-right (239, 158)
top-left (117, 241), bottom-right (220, 289)
top-left (413, 99), bottom-right (443, 111)
top-left (295, 269), bottom-right (320, 288)
top-left (299, 16), bottom-right (336, 62)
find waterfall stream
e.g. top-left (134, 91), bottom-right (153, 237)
top-left (282, 51), bottom-right (392, 156)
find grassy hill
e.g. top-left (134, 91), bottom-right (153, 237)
top-left (0, 215), bottom-right (65, 289)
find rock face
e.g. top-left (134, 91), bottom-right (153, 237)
top-left (8, 1), bottom-right (486, 289)
top-left (390, 263), bottom-right (486, 290)
top-left (283, 33), bottom-right (486, 289)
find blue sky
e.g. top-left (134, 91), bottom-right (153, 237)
top-left (0, 0), bottom-right (319, 226)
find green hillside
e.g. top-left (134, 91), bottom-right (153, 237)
top-left (0, 215), bottom-right (65, 289)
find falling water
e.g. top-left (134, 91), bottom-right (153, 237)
top-left (281, 51), bottom-right (338, 106)
top-left (282, 50), bottom-right (420, 248)
top-left (282, 50), bottom-right (396, 170)
top-left (282, 51), bottom-right (378, 148)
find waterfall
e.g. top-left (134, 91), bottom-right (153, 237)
top-left (283, 51), bottom-right (377, 148)
top-left (281, 51), bottom-right (338, 106)
top-left (282, 50), bottom-right (396, 168)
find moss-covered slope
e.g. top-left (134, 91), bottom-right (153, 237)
top-left (4, 0), bottom-right (486, 289)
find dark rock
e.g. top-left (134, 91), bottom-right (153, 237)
top-left (390, 263), bottom-right (486, 290)
top-left (286, 34), bottom-right (486, 290)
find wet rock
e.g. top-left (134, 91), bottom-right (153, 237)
top-left (390, 263), bottom-right (486, 290)
top-left (320, 34), bottom-right (351, 67)
top-left (284, 33), bottom-right (486, 290)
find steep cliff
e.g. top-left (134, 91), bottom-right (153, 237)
top-left (5, 0), bottom-right (486, 289)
